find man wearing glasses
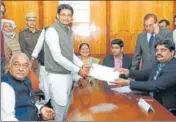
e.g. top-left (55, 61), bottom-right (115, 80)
top-left (1, 53), bottom-right (55, 121)
top-left (19, 13), bottom-right (41, 78)
top-left (131, 13), bottom-right (173, 71)
top-left (44, 4), bottom-right (89, 120)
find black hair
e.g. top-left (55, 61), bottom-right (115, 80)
top-left (57, 4), bottom-right (74, 15)
top-left (154, 40), bottom-right (175, 51)
top-left (159, 19), bottom-right (170, 26)
top-left (79, 43), bottom-right (90, 51)
top-left (111, 39), bottom-right (124, 48)
top-left (1, 2), bottom-right (6, 15)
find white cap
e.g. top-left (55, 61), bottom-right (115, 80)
top-left (1, 19), bottom-right (16, 30)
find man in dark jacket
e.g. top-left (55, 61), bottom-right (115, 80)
top-left (115, 40), bottom-right (176, 114)
top-left (103, 39), bottom-right (132, 69)
top-left (1, 53), bottom-right (55, 121)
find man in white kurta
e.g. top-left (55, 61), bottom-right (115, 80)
top-left (44, 4), bottom-right (89, 121)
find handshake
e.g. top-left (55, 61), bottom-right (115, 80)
top-left (78, 64), bottom-right (91, 88)
top-left (78, 64), bottom-right (91, 79)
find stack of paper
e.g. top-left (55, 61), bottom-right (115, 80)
top-left (89, 63), bottom-right (119, 83)
top-left (110, 86), bottom-right (132, 93)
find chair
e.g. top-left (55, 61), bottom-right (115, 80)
top-left (168, 108), bottom-right (176, 116)
top-left (28, 70), bottom-right (45, 101)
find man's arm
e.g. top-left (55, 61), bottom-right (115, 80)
top-left (1, 82), bottom-right (18, 121)
top-left (155, 27), bottom-right (173, 42)
top-left (130, 67), bottom-right (176, 92)
top-left (131, 35), bottom-right (142, 70)
top-left (19, 31), bottom-right (30, 57)
top-left (129, 68), bottom-right (151, 81)
top-left (31, 29), bottom-right (45, 59)
top-left (73, 54), bottom-right (83, 67)
top-left (45, 27), bottom-right (80, 73)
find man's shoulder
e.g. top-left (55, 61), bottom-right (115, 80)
top-left (138, 31), bottom-right (146, 37)
top-left (19, 28), bottom-right (29, 34)
top-left (104, 54), bottom-right (113, 59)
top-left (123, 54), bottom-right (132, 60)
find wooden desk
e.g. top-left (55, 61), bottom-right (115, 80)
top-left (66, 80), bottom-right (176, 121)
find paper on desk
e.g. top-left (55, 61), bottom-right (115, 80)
top-left (89, 63), bottom-right (119, 83)
top-left (89, 103), bottom-right (118, 113)
top-left (110, 86), bottom-right (132, 93)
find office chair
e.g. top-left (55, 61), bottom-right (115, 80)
top-left (169, 108), bottom-right (176, 116)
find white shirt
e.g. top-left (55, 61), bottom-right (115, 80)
top-left (32, 27), bottom-right (83, 82)
top-left (147, 33), bottom-right (155, 42)
top-left (173, 29), bottom-right (176, 49)
top-left (32, 29), bottom-right (45, 59)
top-left (1, 82), bottom-right (43, 121)
top-left (45, 27), bottom-right (83, 73)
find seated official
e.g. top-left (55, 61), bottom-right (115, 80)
top-left (78, 43), bottom-right (100, 64)
top-left (1, 53), bottom-right (55, 121)
top-left (115, 40), bottom-right (176, 112)
top-left (103, 39), bottom-right (132, 69)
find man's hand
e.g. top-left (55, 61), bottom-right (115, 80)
top-left (115, 78), bottom-right (130, 86)
top-left (78, 78), bottom-right (89, 88)
top-left (5, 47), bottom-right (12, 60)
top-left (114, 67), bottom-right (129, 76)
top-left (153, 23), bottom-right (160, 34)
top-left (41, 106), bottom-right (55, 120)
top-left (78, 64), bottom-right (91, 78)
top-left (30, 59), bottom-right (39, 68)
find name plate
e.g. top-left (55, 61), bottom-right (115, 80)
top-left (138, 98), bottom-right (154, 113)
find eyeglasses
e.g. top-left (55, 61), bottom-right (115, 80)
top-left (27, 19), bottom-right (36, 22)
top-left (59, 14), bottom-right (72, 18)
top-left (12, 63), bottom-right (29, 69)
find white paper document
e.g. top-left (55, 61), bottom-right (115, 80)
top-left (110, 86), bottom-right (132, 93)
top-left (89, 63), bottom-right (119, 82)
top-left (89, 103), bottom-right (118, 113)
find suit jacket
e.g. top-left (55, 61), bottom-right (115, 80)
top-left (102, 54), bottom-right (132, 69)
top-left (129, 58), bottom-right (176, 109)
top-left (131, 27), bottom-right (173, 70)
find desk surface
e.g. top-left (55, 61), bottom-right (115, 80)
top-left (66, 80), bottom-right (176, 121)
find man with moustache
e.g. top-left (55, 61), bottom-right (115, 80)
top-left (19, 13), bottom-right (41, 78)
top-left (115, 40), bottom-right (176, 115)
top-left (131, 13), bottom-right (173, 71)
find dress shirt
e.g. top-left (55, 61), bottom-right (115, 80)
top-left (147, 33), bottom-right (155, 42)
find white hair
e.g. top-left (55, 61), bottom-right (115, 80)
top-left (9, 53), bottom-right (30, 66)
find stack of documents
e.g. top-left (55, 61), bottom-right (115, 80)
top-left (89, 63), bottom-right (119, 84)
top-left (110, 86), bottom-right (132, 93)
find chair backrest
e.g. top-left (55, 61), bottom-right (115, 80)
top-left (28, 70), bottom-right (39, 92)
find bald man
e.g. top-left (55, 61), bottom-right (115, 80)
top-left (1, 53), bottom-right (55, 121)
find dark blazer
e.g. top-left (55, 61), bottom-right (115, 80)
top-left (131, 27), bottom-right (173, 71)
top-left (102, 54), bottom-right (132, 69)
top-left (129, 58), bottom-right (176, 109)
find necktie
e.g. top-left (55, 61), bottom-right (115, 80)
top-left (150, 63), bottom-right (165, 97)
top-left (149, 34), bottom-right (154, 48)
